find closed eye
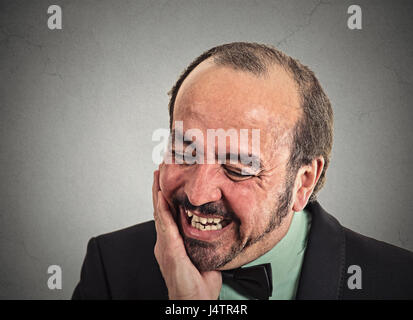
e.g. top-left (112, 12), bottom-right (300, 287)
top-left (224, 167), bottom-right (254, 181)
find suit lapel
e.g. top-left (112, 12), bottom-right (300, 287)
top-left (295, 201), bottom-right (346, 300)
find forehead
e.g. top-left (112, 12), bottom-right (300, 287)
top-left (172, 60), bottom-right (303, 168)
top-left (173, 59), bottom-right (301, 137)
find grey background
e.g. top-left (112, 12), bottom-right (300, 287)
top-left (0, 0), bottom-right (412, 299)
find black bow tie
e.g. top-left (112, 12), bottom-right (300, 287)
top-left (221, 263), bottom-right (273, 300)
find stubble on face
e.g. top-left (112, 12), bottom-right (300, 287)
top-left (171, 195), bottom-right (242, 271)
top-left (166, 61), bottom-right (302, 271)
top-left (171, 168), bottom-right (297, 272)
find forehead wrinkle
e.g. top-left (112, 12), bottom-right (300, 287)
top-left (177, 101), bottom-right (276, 133)
top-left (174, 105), bottom-right (293, 170)
top-left (175, 67), bottom-right (300, 126)
top-left (172, 60), bottom-right (302, 168)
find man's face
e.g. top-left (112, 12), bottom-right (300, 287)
top-left (159, 59), bottom-right (302, 271)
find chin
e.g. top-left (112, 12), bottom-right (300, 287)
top-left (183, 236), bottom-right (244, 272)
top-left (183, 237), bottom-right (221, 271)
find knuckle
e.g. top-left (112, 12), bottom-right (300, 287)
top-left (154, 244), bottom-right (159, 259)
top-left (154, 242), bottom-right (162, 261)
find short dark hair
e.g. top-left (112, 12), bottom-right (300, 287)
top-left (168, 42), bottom-right (333, 202)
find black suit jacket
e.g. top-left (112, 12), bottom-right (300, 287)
top-left (72, 201), bottom-right (413, 299)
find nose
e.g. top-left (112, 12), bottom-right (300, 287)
top-left (184, 165), bottom-right (222, 207)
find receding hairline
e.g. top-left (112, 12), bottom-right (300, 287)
top-left (170, 47), bottom-right (303, 116)
top-left (170, 56), bottom-right (303, 171)
top-left (167, 42), bottom-right (334, 201)
top-left (172, 56), bottom-right (303, 132)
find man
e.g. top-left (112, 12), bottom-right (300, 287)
top-left (72, 42), bottom-right (413, 300)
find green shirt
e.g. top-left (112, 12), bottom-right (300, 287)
top-left (218, 209), bottom-right (311, 300)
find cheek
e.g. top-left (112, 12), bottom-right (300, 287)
top-left (223, 183), bottom-right (262, 227)
top-left (226, 184), bottom-right (256, 210)
top-left (223, 180), bottom-right (279, 234)
top-left (159, 164), bottom-right (184, 197)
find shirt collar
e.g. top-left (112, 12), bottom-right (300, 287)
top-left (219, 209), bottom-right (311, 300)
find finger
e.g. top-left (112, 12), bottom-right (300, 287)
top-left (152, 170), bottom-right (160, 206)
top-left (156, 190), bottom-right (189, 264)
top-left (156, 191), bottom-right (181, 240)
top-left (152, 170), bottom-right (160, 219)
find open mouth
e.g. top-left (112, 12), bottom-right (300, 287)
top-left (184, 208), bottom-right (231, 231)
top-left (178, 204), bottom-right (232, 233)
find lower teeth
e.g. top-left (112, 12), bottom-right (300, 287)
top-left (191, 219), bottom-right (223, 231)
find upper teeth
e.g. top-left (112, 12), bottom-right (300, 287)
top-left (186, 209), bottom-right (224, 231)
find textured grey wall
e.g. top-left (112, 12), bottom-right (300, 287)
top-left (0, 0), bottom-right (412, 299)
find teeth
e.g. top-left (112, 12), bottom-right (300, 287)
top-left (191, 220), bottom-right (224, 231)
top-left (187, 209), bottom-right (227, 231)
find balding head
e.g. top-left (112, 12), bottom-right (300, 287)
top-left (159, 42), bottom-right (332, 271)
top-left (168, 42), bottom-right (333, 201)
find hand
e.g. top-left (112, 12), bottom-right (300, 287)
top-left (152, 169), bottom-right (222, 300)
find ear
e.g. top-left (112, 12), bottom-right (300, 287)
top-left (292, 156), bottom-right (325, 212)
